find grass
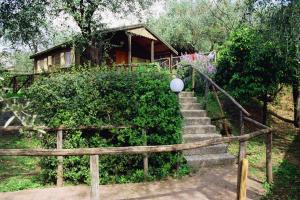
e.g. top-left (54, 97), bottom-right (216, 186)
top-left (196, 90), bottom-right (300, 200)
top-left (0, 133), bottom-right (44, 192)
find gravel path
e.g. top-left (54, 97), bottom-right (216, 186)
top-left (0, 165), bottom-right (264, 200)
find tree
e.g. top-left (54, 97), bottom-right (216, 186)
top-left (149, 0), bottom-right (248, 53)
top-left (248, 0), bottom-right (300, 127)
top-left (215, 26), bottom-right (286, 124)
top-left (0, 0), bottom-right (49, 52)
top-left (1, 0), bottom-right (156, 54)
top-left (264, 0), bottom-right (300, 127)
top-left (55, 0), bottom-right (156, 62)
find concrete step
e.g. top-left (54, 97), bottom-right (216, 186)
top-left (179, 97), bottom-right (198, 103)
top-left (185, 153), bottom-right (235, 168)
top-left (183, 133), bottom-right (221, 143)
top-left (184, 117), bottom-right (211, 125)
top-left (183, 144), bottom-right (228, 156)
top-left (179, 92), bottom-right (194, 98)
top-left (183, 125), bottom-right (216, 134)
top-left (181, 110), bottom-right (206, 118)
top-left (180, 103), bottom-right (202, 110)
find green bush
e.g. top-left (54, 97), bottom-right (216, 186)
top-left (26, 67), bottom-right (185, 184)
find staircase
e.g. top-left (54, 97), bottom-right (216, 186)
top-left (179, 91), bottom-right (235, 169)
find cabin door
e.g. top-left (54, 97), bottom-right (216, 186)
top-left (115, 50), bottom-right (128, 64)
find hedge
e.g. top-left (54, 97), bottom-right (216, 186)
top-left (26, 66), bottom-right (186, 184)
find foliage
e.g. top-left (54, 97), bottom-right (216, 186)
top-left (0, 0), bottom-right (156, 52)
top-left (0, 134), bottom-right (42, 192)
top-left (0, 0), bottom-right (49, 52)
top-left (250, 0), bottom-right (300, 127)
top-left (26, 67), bottom-right (185, 184)
top-left (149, 0), bottom-right (247, 52)
top-left (263, 160), bottom-right (300, 200)
top-left (215, 26), bottom-right (288, 123)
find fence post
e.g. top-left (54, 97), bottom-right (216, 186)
top-left (143, 129), bottom-right (149, 180)
top-left (90, 155), bottom-right (100, 200)
top-left (192, 67), bottom-right (195, 91)
top-left (56, 129), bottom-right (63, 187)
top-left (266, 131), bottom-right (273, 184)
top-left (237, 111), bottom-right (247, 199)
top-left (238, 159), bottom-right (249, 200)
top-left (204, 80), bottom-right (209, 110)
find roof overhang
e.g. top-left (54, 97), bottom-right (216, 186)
top-left (30, 24), bottom-right (178, 59)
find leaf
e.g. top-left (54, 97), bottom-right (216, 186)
top-left (4, 116), bottom-right (15, 128)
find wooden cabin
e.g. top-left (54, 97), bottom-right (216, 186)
top-left (30, 24), bottom-right (178, 73)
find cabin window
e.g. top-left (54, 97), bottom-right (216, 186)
top-left (65, 51), bottom-right (71, 67)
top-left (53, 54), bottom-right (60, 66)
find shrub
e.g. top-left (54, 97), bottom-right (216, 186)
top-left (26, 67), bottom-right (185, 184)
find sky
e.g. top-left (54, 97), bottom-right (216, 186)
top-left (0, 1), bottom-right (166, 53)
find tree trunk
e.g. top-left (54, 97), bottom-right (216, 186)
top-left (262, 99), bottom-right (268, 125)
top-left (293, 81), bottom-right (300, 127)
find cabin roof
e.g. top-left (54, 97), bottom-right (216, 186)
top-left (30, 24), bottom-right (178, 59)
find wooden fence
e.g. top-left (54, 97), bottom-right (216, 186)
top-left (0, 63), bottom-right (274, 200)
top-left (0, 125), bottom-right (272, 200)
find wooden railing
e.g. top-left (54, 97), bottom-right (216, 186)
top-left (0, 125), bottom-right (272, 200)
top-left (187, 64), bottom-right (273, 199)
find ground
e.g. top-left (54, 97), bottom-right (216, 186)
top-left (0, 166), bottom-right (264, 200)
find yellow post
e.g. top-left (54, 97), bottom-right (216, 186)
top-left (238, 159), bottom-right (248, 200)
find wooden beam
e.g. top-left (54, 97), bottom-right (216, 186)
top-left (0, 129), bottom-right (273, 157)
top-left (212, 86), bottom-right (230, 136)
top-left (0, 125), bottom-right (130, 133)
top-left (56, 130), bottom-right (63, 187)
top-left (238, 159), bottom-right (249, 200)
top-left (243, 117), bottom-right (269, 129)
top-left (195, 68), bottom-right (251, 116)
top-left (269, 110), bottom-right (294, 124)
top-left (170, 54), bottom-right (173, 72)
top-left (90, 155), bottom-right (100, 200)
top-left (151, 40), bottom-right (155, 63)
top-left (128, 33), bottom-right (132, 67)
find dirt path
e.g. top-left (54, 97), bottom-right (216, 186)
top-left (0, 165), bottom-right (264, 200)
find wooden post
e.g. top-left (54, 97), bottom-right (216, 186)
top-left (237, 111), bottom-right (247, 199)
top-left (192, 67), bottom-right (195, 91)
top-left (12, 76), bottom-right (18, 93)
top-left (266, 131), bottom-right (273, 184)
top-left (212, 86), bottom-right (230, 136)
top-left (240, 111), bottom-right (245, 136)
top-left (143, 129), bottom-right (149, 180)
top-left (170, 54), bottom-right (173, 72)
top-left (238, 159), bottom-right (249, 200)
top-left (90, 155), bottom-right (100, 200)
top-left (56, 130), bottom-right (63, 187)
top-left (237, 140), bottom-right (247, 199)
top-left (127, 33), bottom-right (132, 70)
top-left (204, 80), bottom-right (209, 110)
top-left (151, 40), bottom-right (155, 63)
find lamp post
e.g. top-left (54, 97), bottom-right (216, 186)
top-left (170, 77), bottom-right (184, 93)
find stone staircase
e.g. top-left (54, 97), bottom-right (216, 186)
top-left (179, 91), bottom-right (235, 168)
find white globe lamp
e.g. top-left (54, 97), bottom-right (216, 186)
top-left (170, 78), bottom-right (184, 93)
